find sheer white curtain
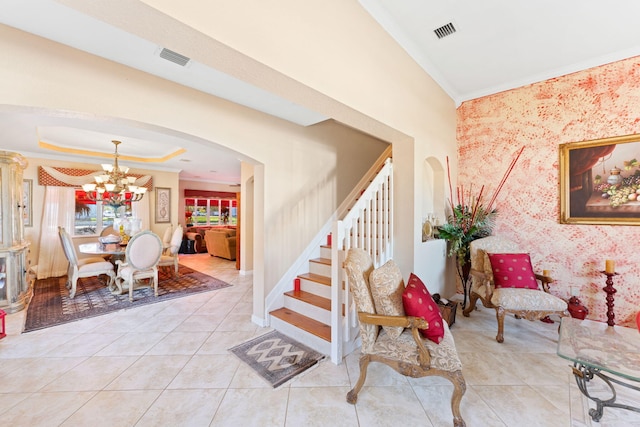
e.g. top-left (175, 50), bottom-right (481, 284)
top-left (131, 197), bottom-right (151, 231)
top-left (36, 186), bottom-right (75, 279)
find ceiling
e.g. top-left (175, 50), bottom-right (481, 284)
top-left (2, 0), bottom-right (640, 183)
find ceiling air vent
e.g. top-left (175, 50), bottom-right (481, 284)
top-left (159, 48), bottom-right (191, 66)
top-left (434, 22), bottom-right (456, 39)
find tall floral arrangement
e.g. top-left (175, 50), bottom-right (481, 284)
top-left (438, 147), bottom-right (524, 307)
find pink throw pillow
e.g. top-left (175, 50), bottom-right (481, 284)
top-left (402, 273), bottom-right (445, 344)
top-left (488, 253), bottom-right (538, 290)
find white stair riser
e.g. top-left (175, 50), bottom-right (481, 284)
top-left (309, 262), bottom-right (331, 277)
top-left (320, 246), bottom-right (331, 259)
top-left (284, 296), bottom-right (331, 325)
top-left (270, 316), bottom-right (331, 355)
top-left (301, 279), bottom-right (331, 298)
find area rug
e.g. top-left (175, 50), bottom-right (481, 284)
top-left (229, 330), bottom-right (325, 388)
top-left (23, 264), bottom-right (232, 332)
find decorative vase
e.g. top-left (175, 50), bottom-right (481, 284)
top-left (567, 296), bottom-right (588, 320)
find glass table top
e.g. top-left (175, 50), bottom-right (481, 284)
top-left (557, 317), bottom-right (640, 382)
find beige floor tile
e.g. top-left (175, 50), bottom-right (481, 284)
top-left (173, 313), bottom-right (226, 332)
top-left (473, 385), bottom-right (568, 427)
top-left (0, 356), bottom-right (87, 393)
top-left (285, 386), bottom-right (358, 426)
top-left (354, 385), bottom-right (434, 426)
top-left (0, 391), bottom-right (97, 426)
top-left (105, 354), bottom-right (191, 390)
top-left (197, 330), bottom-right (256, 354)
top-left (168, 354), bottom-right (240, 389)
top-left (210, 387), bottom-right (289, 427)
top-left (60, 390), bottom-right (162, 427)
top-left (45, 332), bottom-right (124, 357)
top-left (415, 384), bottom-right (505, 427)
top-left (41, 355), bottom-right (138, 391)
top-left (145, 331), bottom-right (210, 355)
top-left (94, 332), bottom-right (167, 356)
top-left (289, 359), bottom-right (350, 388)
top-left (136, 389), bottom-right (225, 427)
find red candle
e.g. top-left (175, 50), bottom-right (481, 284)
top-left (327, 233), bottom-right (332, 246)
top-left (294, 278), bottom-right (301, 292)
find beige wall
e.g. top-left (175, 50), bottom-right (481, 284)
top-left (0, 17), bottom-right (398, 320)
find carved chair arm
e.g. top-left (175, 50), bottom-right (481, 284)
top-left (358, 312), bottom-right (432, 366)
top-left (357, 312), bottom-right (428, 329)
top-left (535, 273), bottom-right (553, 293)
top-left (470, 268), bottom-right (494, 300)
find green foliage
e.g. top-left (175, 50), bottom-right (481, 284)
top-left (438, 204), bottom-right (496, 264)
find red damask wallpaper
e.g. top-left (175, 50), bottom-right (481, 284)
top-left (457, 55), bottom-right (640, 326)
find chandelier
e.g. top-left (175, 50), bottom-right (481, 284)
top-left (81, 140), bottom-right (147, 207)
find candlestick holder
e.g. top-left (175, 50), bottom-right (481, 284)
top-left (600, 271), bottom-right (619, 326)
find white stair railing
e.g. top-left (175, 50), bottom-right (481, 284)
top-left (330, 158), bottom-right (393, 363)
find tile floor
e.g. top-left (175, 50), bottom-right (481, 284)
top-left (1, 253), bottom-right (639, 426)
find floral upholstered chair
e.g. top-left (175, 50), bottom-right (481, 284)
top-left (343, 248), bottom-right (466, 427)
top-left (463, 236), bottom-right (568, 343)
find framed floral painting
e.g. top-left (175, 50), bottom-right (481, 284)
top-left (155, 187), bottom-right (171, 223)
top-left (559, 134), bottom-right (640, 225)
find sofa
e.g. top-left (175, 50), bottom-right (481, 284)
top-left (204, 229), bottom-right (237, 260)
top-left (184, 231), bottom-right (207, 253)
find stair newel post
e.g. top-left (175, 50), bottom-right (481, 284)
top-left (330, 220), bottom-right (346, 364)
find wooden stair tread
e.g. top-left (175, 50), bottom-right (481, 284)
top-left (284, 290), bottom-right (331, 311)
top-left (310, 257), bottom-right (330, 265)
top-left (270, 308), bottom-right (331, 342)
top-left (298, 272), bottom-right (330, 286)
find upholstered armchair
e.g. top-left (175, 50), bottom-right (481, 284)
top-left (343, 248), bottom-right (466, 427)
top-left (463, 236), bottom-right (569, 343)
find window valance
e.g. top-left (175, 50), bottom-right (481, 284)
top-left (184, 189), bottom-right (236, 199)
top-left (38, 166), bottom-right (153, 190)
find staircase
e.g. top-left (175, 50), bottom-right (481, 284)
top-left (268, 147), bottom-right (393, 363)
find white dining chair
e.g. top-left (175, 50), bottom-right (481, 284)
top-left (158, 224), bottom-right (183, 278)
top-left (58, 226), bottom-right (116, 298)
top-left (114, 230), bottom-right (163, 302)
top-left (161, 224), bottom-right (173, 255)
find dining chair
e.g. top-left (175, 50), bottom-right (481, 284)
top-left (58, 226), bottom-right (116, 298)
top-left (158, 224), bottom-right (183, 278)
top-left (161, 224), bottom-right (173, 255)
top-left (114, 230), bottom-right (163, 302)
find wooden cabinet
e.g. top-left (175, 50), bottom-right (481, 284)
top-left (0, 151), bottom-right (30, 313)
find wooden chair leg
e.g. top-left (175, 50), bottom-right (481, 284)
top-left (346, 355), bottom-right (371, 404)
top-left (463, 292), bottom-right (479, 317)
top-left (449, 370), bottom-right (467, 427)
top-left (495, 307), bottom-right (506, 343)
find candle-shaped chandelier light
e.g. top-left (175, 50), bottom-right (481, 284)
top-left (82, 140), bottom-right (146, 206)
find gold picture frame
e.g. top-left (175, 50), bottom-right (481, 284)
top-left (155, 187), bottom-right (171, 223)
top-left (559, 133), bottom-right (640, 225)
top-left (23, 179), bottom-right (32, 227)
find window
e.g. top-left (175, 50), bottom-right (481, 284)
top-left (74, 190), bottom-right (132, 236)
top-left (185, 197), bottom-right (237, 226)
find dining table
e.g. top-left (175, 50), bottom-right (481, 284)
top-left (78, 241), bottom-right (128, 294)
top-left (78, 241), bottom-right (127, 262)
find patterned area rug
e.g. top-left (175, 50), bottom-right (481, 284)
top-left (229, 330), bottom-right (325, 388)
top-left (23, 264), bottom-right (232, 332)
